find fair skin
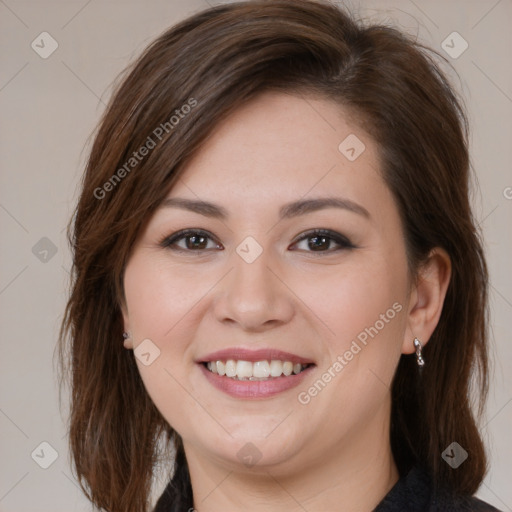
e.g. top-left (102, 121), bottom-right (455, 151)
top-left (122, 92), bottom-right (451, 512)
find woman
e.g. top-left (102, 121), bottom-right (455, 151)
top-left (59, 1), bottom-right (502, 511)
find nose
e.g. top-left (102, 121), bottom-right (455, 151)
top-left (212, 245), bottom-right (295, 333)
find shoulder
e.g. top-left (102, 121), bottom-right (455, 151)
top-left (434, 486), bottom-right (503, 511)
top-left (374, 465), bottom-right (503, 512)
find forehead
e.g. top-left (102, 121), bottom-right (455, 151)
top-left (169, 92), bottom-right (383, 204)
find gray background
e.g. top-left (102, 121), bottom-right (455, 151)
top-left (0, 0), bottom-right (511, 510)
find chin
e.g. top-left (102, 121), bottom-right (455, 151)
top-left (198, 427), bottom-right (302, 470)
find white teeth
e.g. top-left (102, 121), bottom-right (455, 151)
top-left (253, 360), bottom-right (270, 378)
top-left (216, 361), bottom-right (226, 376)
top-left (225, 359), bottom-right (237, 377)
top-left (282, 361), bottom-right (293, 376)
top-left (205, 359), bottom-right (310, 380)
top-left (236, 360), bottom-right (253, 379)
top-left (270, 360), bottom-right (284, 377)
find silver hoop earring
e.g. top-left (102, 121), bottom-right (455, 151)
top-left (413, 337), bottom-right (425, 370)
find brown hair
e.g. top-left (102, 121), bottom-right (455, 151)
top-left (58, 1), bottom-right (490, 511)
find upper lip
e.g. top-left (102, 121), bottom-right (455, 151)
top-left (197, 347), bottom-right (315, 365)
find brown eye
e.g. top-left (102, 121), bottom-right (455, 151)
top-left (160, 229), bottom-right (223, 251)
top-left (184, 233), bottom-right (208, 250)
top-left (307, 234), bottom-right (333, 251)
top-left (290, 229), bottom-right (354, 252)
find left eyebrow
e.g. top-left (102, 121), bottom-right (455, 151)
top-left (279, 197), bottom-right (370, 220)
top-left (158, 196), bottom-right (370, 220)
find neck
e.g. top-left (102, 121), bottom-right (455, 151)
top-left (183, 403), bottom-right (399, 512)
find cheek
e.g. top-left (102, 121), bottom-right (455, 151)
top-left (294, 253), bottom-right (408, 422)
top-left (123, 254), bottom-right (205, 340)
top-left (293, 258), bottom-right (407, 427)
top-left (291, 252), bottom-right (407, 355)
top-left (123, 256), bottom-right (206, 433)
top-left (123, 253), bottom-right (218, 373)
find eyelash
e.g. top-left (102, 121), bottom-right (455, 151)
top-left (159, 228), bottom-right (355, 254)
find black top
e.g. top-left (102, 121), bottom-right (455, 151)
top-left (373, 465), bottom-right (502, 511)
top-left (154, 464), bottom-right (503, 511)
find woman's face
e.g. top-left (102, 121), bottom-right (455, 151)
top-left (122, 92), bottom-right (413, 475)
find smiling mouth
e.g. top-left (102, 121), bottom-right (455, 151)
top-left (202, 359), bottom-right (314, 380)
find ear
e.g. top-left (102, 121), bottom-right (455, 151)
top-left (120, 299), bottom-right (133, 349)
top-left (402, 248), bottom-right (451, 354)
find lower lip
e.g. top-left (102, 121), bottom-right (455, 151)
top-left (199, 363), bottom-right (314, 399)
